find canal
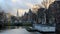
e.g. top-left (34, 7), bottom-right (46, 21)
top-left (0, 26), bottom-right (41, 34)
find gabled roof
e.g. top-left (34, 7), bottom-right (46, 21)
top-left (55, 0), bottom-right (60, 1)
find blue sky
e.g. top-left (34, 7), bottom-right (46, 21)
top-left (0, 0), bottom-right (43, 16)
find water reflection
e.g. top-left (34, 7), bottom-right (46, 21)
top-left (0, 26), bottom-right (41, 34)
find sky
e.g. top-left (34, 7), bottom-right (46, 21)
top-left (0, 0), bottom-right (43, 16)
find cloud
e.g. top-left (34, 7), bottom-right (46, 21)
top-left (31, 4), bottom-right (42, 14)
top-left (0, 0), bottom-right (43, 16)
top-left (26, 3), bottom-right (33, 9)
top-left (11, 0), bottom-right (17, 2)
top-left (18, 9), bottom-right (29, 16)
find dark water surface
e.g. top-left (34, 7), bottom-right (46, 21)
top-left (0, 26), bottom-right (41, 34)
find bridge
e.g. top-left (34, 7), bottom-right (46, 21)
top-left (33, 24), bottom-right (56, 33)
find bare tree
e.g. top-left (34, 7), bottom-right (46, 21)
top-left (42, 0), bottom-right (55, 9)
top-left (40, 0), bottom-right (55, 24)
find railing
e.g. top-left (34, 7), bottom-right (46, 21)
top-left (33, 24), bottom-right (56, 33)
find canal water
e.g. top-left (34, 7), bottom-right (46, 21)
top-left (0, 26), bottom-right (41, 34)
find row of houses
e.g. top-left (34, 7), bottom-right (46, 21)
top-left (0, 11), bottom-right (11, 23)
top-left (0, 0), bottom-right (59, 26)
top-left (0, 11), bottom-right (21, 26)
top-left (0, 11), bottom-right (12, 27)
top-left (49, 0), bottom-right (60, 32)
top-left (21, 8), bottom-right (53, 24)
top-left (21, 0), bottom-right (60, 25)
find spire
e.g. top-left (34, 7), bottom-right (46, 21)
top-left (17, 10), bottom-right (19, 17)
